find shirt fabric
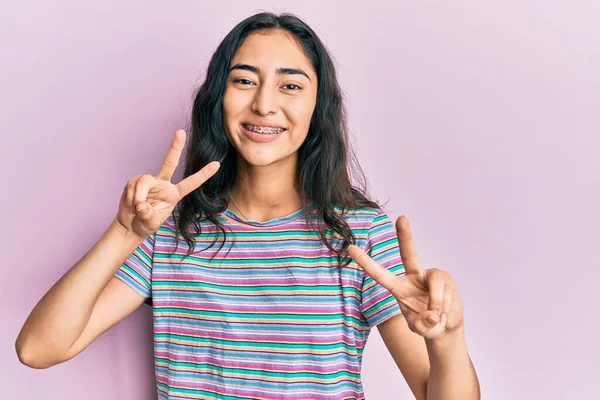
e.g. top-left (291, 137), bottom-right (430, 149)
top-left (115, 205), bottom-right (405, 400)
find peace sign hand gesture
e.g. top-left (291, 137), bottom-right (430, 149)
top-left (115, 130), bottom-right (220, 239)
top-left (348, 216), bottom-right (464, 340)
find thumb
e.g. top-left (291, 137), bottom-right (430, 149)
top-left (135, 201), bottom-right (162, 233)
top-left (413, 310), bottom-right (444, 338)
top-left (135, 201), bottom-right (154, 221)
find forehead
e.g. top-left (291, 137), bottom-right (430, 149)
top-left (232, 30), bottom-right (316, 77)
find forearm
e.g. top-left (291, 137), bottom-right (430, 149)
top-left (425, 326), bottom-right (480, 400)
top-left (16, 219), bottom-right (144, 362)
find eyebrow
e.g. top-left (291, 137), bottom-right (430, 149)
top-left (229, 63), bottom-right (312, 82)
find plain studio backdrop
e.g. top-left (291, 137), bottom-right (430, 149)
top-left (1, 1), bottom-right (598, 399)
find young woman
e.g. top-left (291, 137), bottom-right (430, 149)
top-left (16, 12), bottom-right (480, 400)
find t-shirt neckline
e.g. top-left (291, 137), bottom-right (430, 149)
top-left (222, 206), bottom-right (308, 227)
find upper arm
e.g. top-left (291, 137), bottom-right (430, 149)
top-left (361, 210), bottom-right (406, 327)
top-left (64, 277), bottom-right (146, 361)
top-left (378, 313), bottom-right (430, 400)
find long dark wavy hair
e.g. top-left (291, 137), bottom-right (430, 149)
top-left (176, 11), bottom-right (381, 267)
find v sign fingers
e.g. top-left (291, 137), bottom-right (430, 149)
top-left (176, 161), bottom-right (221, 200)
top-left (115, 130), bottom-right (221, 239)
top-left (157, 130), bottom-right (186, 181)
top-left (395, 216), bottom-right (424, 276)
top-left (348, 244), bottom-right (401, 298)
top-left (347, 244), bottom-right (428, 315)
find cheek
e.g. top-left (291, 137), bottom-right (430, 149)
top-left (287, 99), bottom-right (316, 130)
top-left (222, 90), bottom-right (234, 122)
top-left (222, 91), bottom-right (239, 143)
top-left (222, 88), bottom-right (247, 122)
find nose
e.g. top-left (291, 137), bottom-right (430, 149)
top-left (251, 84), bottom-right (279, 116)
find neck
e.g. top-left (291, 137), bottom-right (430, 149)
top-left (229, 154), bottom-right (302, 222)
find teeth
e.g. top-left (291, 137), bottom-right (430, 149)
top-left (244, 124), bottom-right (285, 134)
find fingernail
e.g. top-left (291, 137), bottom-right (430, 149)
top-left (441, 313), bottom-right (447, 327)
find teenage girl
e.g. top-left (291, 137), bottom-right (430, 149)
top-left (16, 12), bottom-right (480, 400)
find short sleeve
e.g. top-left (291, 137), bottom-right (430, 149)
top-left (360, 210), bottom-right (405, 328)
top-left (114, 232), bottom-right (155, 299)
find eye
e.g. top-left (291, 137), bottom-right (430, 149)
top-left (283, 84), bottom-right (302, 91)
top-left (233, 78), bottom-right (254, 85)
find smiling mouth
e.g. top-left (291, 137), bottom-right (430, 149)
top-left (241, 123), bottom-right (287, 134)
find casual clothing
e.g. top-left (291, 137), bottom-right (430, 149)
top-left (115, 205), bottom-right (404, 400)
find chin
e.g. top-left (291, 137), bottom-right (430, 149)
top-left (241, 154), bottom-right (281, 167)
top-left (237, 148), bottom-right (293, 168)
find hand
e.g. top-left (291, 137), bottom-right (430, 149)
top-left (348, 215), bottom-right (464, 340)
top-left (115, 129), bottom-right (220, 238)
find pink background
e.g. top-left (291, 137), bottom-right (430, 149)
top-left (2, 1), bottom-right (598, 399)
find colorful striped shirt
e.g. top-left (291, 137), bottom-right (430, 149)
top-left (115, 205), bottom-right (405, 400)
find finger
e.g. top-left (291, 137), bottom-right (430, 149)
top-left (157, 130), bottom-right (186, 181)
top-left (398, 295), bottom-right (429, 314)
top-left (136, 200), bottom-right (156, 221)
top-left (133, 175), bottom-right (155, 206)
top-left (427, 272), bottom-right (445, 314)
top-left (176, 161), bottom-right (221, 199)
top-left (441, 284), bottom-right (453, 326)
top-left (135, 201), bottom-right (160, 231)
top-left (135, 201), bottom-right (153, 220)
top-left (413, 309), bottom-right (442, 338)
top-left (395, 216), bottom-right (423, 275)
top-left (126, 175), bottom-right (141, 213)
top-left (448, 290), bottom-right (463, 328)
top-left (347, 244), bottom-right (400, 297)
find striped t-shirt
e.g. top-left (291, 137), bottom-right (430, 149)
top-left (115, 205), bottom-right (405, 400)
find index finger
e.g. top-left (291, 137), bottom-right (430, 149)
top-left (176, 161), bottom-right (220, 199)
top-left (347, 244), bottom-right (400, 297)
top-left (157, 130), bottom-right (186, 181)
top-left (395, 216), bottom-right (423, 275)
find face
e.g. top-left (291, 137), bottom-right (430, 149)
top-left (222, 30), bottom-right (318, 168)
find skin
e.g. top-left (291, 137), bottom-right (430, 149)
top-left (222, 30), bottom-right (318, 222)
top-left (16, 29), bottom-right (480, 399)
top-left (348, 217), bottom-right (481, 399)
top-left (227, 30), bottom-right (480, 398)
top-left (15, 131), bottom-right (220, 368)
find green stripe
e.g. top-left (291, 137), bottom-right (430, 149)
top-left (155, 254), bottom-right (347, 264)
top-left (155, 356), bottom-right (361, 379)
top-left (153, 281), bottom-right (361, 296)
top-left (120, 264), bottom-right (150, 286)
top-left (154, 308), bottom-right (364, 325)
